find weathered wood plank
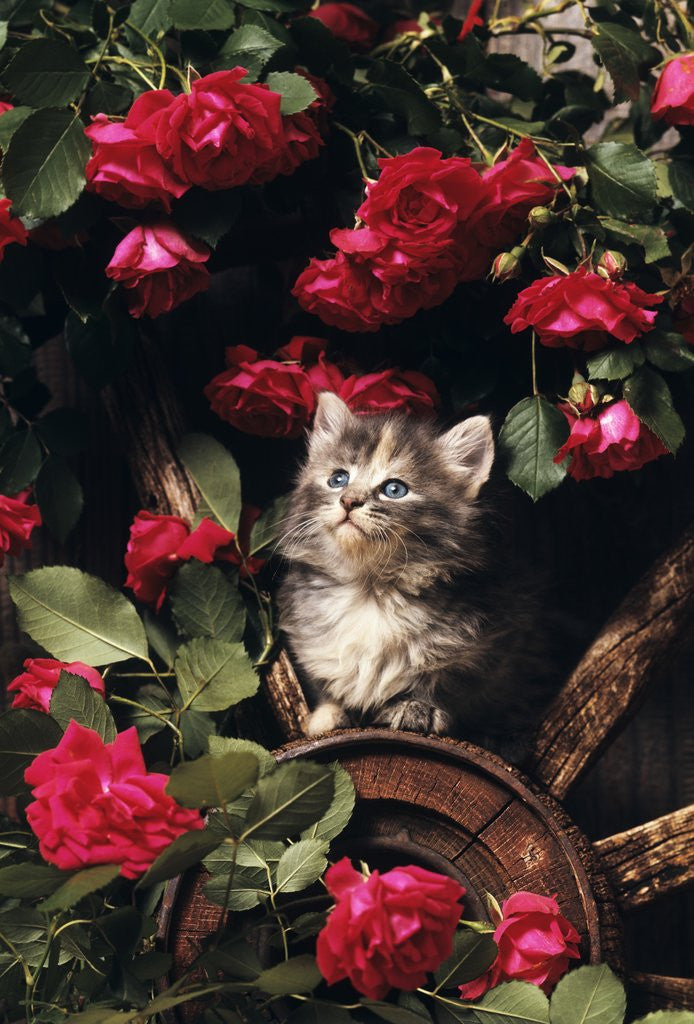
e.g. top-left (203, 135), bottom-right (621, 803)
top-left (629, 972), bottom-right (694, 1012)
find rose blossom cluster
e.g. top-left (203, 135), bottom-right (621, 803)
top-left (204, 335), bottom-right (440, 438)
top-left (293, 141), bottom-right (573, 332)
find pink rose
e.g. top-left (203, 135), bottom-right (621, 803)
top-left (8, 658), bottom-right (105, 713)
top-left (25, 722), bottom-right (203, 878)
top-left (317, 858), bottom-right (465, 999)
top-left (339, 368), bottom-right (440, 414)
top-left (554, 396), bottom-right (667, 481)
top-left (503, 268), bottom-right (663, 350)
top-left (459, 892), bottom-right (581, 1000)
top-left (0, 489), bottom-right (41, 565)
top-left (105, 223), bottom-right (210, 318)
top-left (651, 53), bottom-right (694, 126)
top-left (306, 3), bottom-right (379, 50)
top-left (0, 198), bottom-right (28, 260)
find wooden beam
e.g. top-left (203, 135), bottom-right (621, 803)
top-left (526, 524), bottom-right (694, 801)
top-left (629, 972), bottom-right (694, 1012)
top-left (593, 804), bottom-right (694, 909)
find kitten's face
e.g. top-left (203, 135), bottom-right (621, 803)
top-left (283, 394), bottom-right (494, 584)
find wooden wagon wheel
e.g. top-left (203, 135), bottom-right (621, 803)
top-left (103, 332), bottom-right (694, 1016)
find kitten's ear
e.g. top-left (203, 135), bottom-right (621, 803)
top-left (312, 392), bottom-right (353, 438)
top-left (440, 416), bottom-right (494, 498)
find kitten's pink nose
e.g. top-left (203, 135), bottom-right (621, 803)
top-left (340, 493), bottom-right (364, 512)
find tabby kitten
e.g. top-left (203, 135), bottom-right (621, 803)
top-left (278, 392), bottom-right (551, 751)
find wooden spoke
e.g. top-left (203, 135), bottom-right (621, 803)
top-left (526, 524), bottom-right (694, 801)
top-left (262, 649), bottom-right (309, 740)
top-left (629, 973), bottom-right (694, 1012)
top-left (593, 804), bottom-right (694, 910)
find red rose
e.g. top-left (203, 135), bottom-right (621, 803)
top-left (85, 92), bottom-right (190, 211)
top-left (205, 344), bottom-right (318, 438)
top-left (8, 658), bottom-right (105, 713)
top-left (306, 3), bottom-right (379, 50)
top-left (339, 368), bottom-right (440, 414)
top-left (317, 858), bottom-right (464, 999)
top-left (105, 223), bottom-right (210, 318)
top-left (651, 53), bottom-right (694, 126)
top-left (275, 335), bottom-right (345, 392)
top-left (470, 140), bottom-right (573, 249)
top-left (459, 892), bottom-right (581, 1000)
top-left (504, 268), bottom-right (663, 350)
top-left (554, 397), bottom-right (667, 481)
top-left (251, 71), bottom-right (333, 183)
top-left (149, 69), bottom-right (283, 190)
top-left (0, 101), bottom-right (13, 115)
top-left (0, 198), bottom-right (28, 260)
top-left (25, 722), bottom-right (203, 878)
top-left (0, 489), bottom-right (41, 565)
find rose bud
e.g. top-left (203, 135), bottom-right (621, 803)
top-left (492, 247), bottom-right (524, 283)
top-left (527, 205), bottom-right (555, 228)
top-left (597, 250), bottom-right (627, 280)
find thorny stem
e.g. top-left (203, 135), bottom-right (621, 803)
top-left (108, 694), bottom-right (184, 749)
top-left (334, 122), bottom-right (393, 179)
top-left (266, 865), bottom-right (290, 961)
top-left (85, 54), bottom-right (158, 90)
top-left (125, 19), bottom-right (168, 89)
top-left (532, 331), bottom-right (539, 397)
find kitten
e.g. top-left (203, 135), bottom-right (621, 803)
top-left (278, 392), bottom-right (552, 752)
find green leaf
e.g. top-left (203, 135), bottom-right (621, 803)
top-left (175, 636), bottom-right (259, 712)
top-left (130, 950), bottom-right (173, 981)
top-left (36, 408), bottom-right (88, 456)
top-left (289, 1005), bottom-right (354, 1024)
top-left (209, 735), bottom-right (277, 776)
top-left (9, 566), bottom-right (148, 666)
top-left (203, 861), bottom-right (268, 910)
top-left (0, 428), bottom-right (42, 492)
top-left (586, 343), bottom-right (645, 381)
top-left (179, 707), bottom-right (216, 758)
top-left (0, 861), bottom-right (65, 898)
top-left (265, 71), bottom-right (317, 114)
top-left (171, 0), bottom-right (235, 29)
top-left (3, 38), bottom-right (89, 107)
top-left (178, 432), bottom-right (241, 535)
top-left (0, 708), bottom-right (63, 795)
top-left (128, 0), bottom-right (172, 35)
top-left (498, 396), bottom-right (569, 501)
top-left (117, 684), bottom-right (170, 743)
top-left (3, 109), bottom-right (90, 219)
top-left (469, 980), bottom-right (550, 1024)
top-left (367, 60), bottom-right (441, 135)
top-left (39, 864), bottom-right (120, 913)
top-left (0, 105), bottom-right (31, 153)
top-left (623, 366), bottom-right (685, 454)
top-left (600, 218), bottom-right (670, 263)
top-left (35, 456), bottom-right (84, 543)
top-left (631, 1014), bottom-right (694, 1024)
top-left (362, 1002), bottom-right (433, 1024)
top-left (300, 762), bottom-right (355, 843)
top-left (255, 954), bottom-right (321, 994)
top-left (242, 761), bottom-right (335, 841)
top-left (587, 143), bottom-right (657, 221)
top-left (642, 330), bottom-right (694, 372)
top-left (166, 750), bottom-right (260, 808)
top-left (550, 964), bottom-right (625, 1024)
top-left (136, 829), bottom-right (223, 888)
top-left (0, 314), bottom-right (31, 375)
top-left (50, 672), bottom-right (116, 742)
top-left (170, 561), bottom-right (246, 643)
top-left (482, 52), bottom-right (543, 101)
top-left (213, 24), bottom-right (283, 79)
top-left (434, 931), bottom-right (498, 989)
top-left (669, 160), bottom-right (694, 211)
top-left (143, 610), bottom-right (179, 668)
top-left (275, 838), bottom-right (328, 893)
top-left (250, 494), bottom-right (290, 554)
top-left (592, 23), bottom-right (657, 102)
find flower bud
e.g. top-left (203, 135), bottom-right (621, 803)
top-left (597, 250), bottom-right (627, 280)
top-left (527, 205), bottom-right (555, 228)
top-left (567, 379), bottom-right (600, 413)
top-left (491, 246), bottom-right (524, 283)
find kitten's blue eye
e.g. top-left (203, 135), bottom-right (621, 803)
top-left (328, 470), bottom-right (349, 488)
top-left (381, 479), bottom-right (408, 499)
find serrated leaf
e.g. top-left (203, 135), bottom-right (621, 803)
top-left (300, 762), bottom-right (355, 843)
top-left (178, 433), bottom-right (241, 535)
top-left (3, 109), bottom-right (90, 220)
top-left (587, 143), bottom-right (657, 221)
top-left (143, 610), bottom-right (178, 668)
top-left (129, 950), bottom-right (173, 981)
top-left (0, 861), bottom-right (65, 898)
top-left (623, 366), bottom-right (685, 454)
top-left (175, 637), bottom-right (258, 712)
top-left (136, 829), bottom-right (222, 888)
top-left (265, 71), bottom-right (317, 114)
top-left (0, 428), bottom-right (41, 492)
top-left (39, 864), bottom-right (120, 913)
top-left (35, 456), bottom-right (84, 543)
top-left (0, 708), bottom-right (63, 795)
top-left (116, 684), bottom-right (170, 744)
top-left (435, 930), bottom-right (498, 989)
top-left (9, 566), bottom-right (148, 666)
top-left (179, 707), bottom-right (215, 758)
top-left (213, 24), bottom-right (283, 78)
top-left (166, 750), bottom-right (259, 808)
top-left (0, 105), bottom-right (30, 153)
top-left (242, 761), bottom-right (334, 841)
top-left (171, 0), bottom-right (235, 29)
top-left (550, 964), bottom-right (625, 1024)
top-left (170, 561), bottom-right (246, 643)
top-left (50, 672), bottom-right (115, 742)
top-left (209, 735), bottom-right (277, 776)
top-left (128, 0), bottom-right (172, 35)
top-left (255, 954), bottom-right (321, 994)
top-left (669, 160), bottom-right (694, 211)
top-left (367, 60), bottom-right (441, 135)
top-left (600, 218), bottom-right (670, 263)
top-left (499, 396), bottom-right (568, 501)
top-left (631, 1014), bottom-right (694, 1024)
top-left (469, 980), bottom-right (550, 1024)
top-left (275, 838), bottom-right (327, 893)
top-left (592, 23), bottom-right (657, 102)
top-left (203, 861), bottom-right (268, 910)
top-left (3, 38), bottom-right (89, 107)
top-left (250, 494), bottom-right (290, 555)
top-left (586, 343), bottom-right (645, 381)
top-left (642, 330), bottom-right (694, 372)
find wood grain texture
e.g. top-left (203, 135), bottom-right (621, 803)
top-left (594, 805), bottom-right (694, 910)
top-left (526, 524), bottom-right (694, 801)
top-left (629, 973), bottom-right (694, 1013)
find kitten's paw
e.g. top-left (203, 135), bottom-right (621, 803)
top-left (307, 702), bottom-right (350, 736)
top-left (374, 699), bottom-right (452, 736)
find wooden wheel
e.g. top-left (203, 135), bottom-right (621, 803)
top-left (103, 335), bottom-right (694, 1014)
